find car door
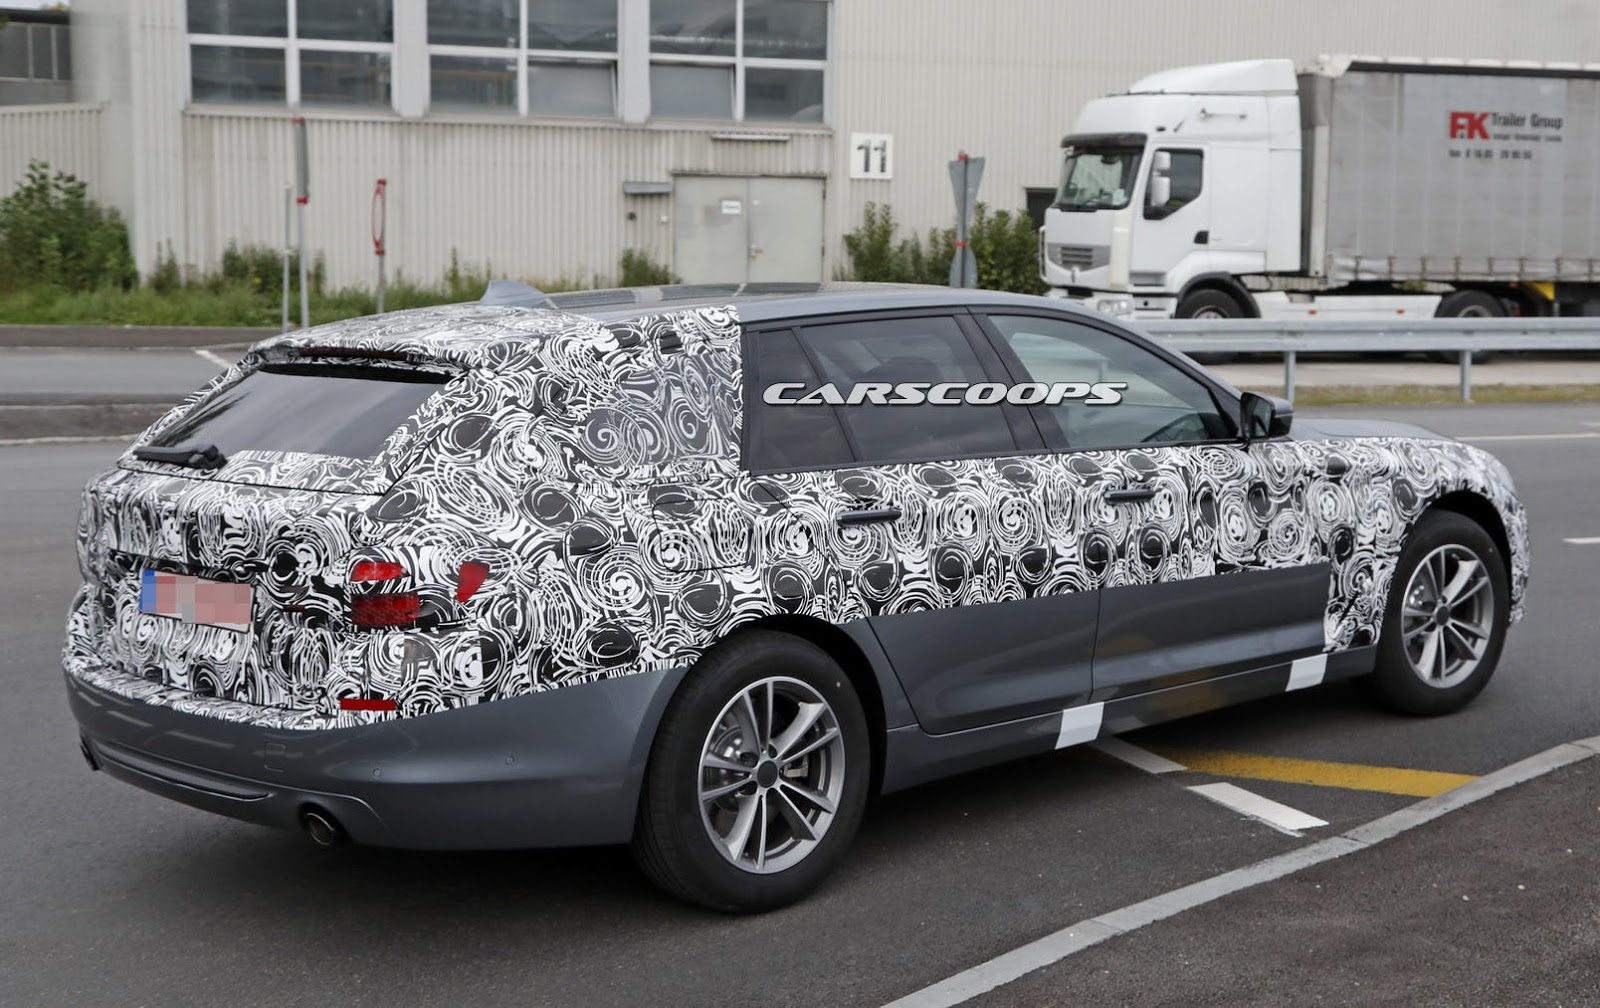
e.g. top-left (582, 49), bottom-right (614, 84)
top-left (976, 310), bottom-right (1331, 701)
top-left (742, 311), bottom-right (1100, 735)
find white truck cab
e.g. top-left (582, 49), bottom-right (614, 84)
top-left (1042, 56), bottom-right (1600, 322)
top-left (1044, 59), bottom-right (1303, 319)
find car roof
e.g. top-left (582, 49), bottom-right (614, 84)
top-left (549, 282), bottom-right (1095, 325)
top-left (250, 282), bottom-right (1115, 370)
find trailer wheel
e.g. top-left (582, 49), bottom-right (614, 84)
top-left (1432, 291), bottom-right (1503, 364)
top-left (1175, 289), bottom-right (1243, 364)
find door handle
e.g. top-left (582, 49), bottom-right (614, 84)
top-left (1103, 486), bottom-right (1156, 504)
top-left (836, 506), bottom-right (902, 526)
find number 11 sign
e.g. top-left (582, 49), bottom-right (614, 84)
top-left (849, 133), bottom-right (893, 180)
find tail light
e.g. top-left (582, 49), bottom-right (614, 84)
top-left (351, 592), bottom-right (421, 628)
top-left (347, 559), bottom-right (419, 628)
top-left (345, 559), bottom-right (491, 628)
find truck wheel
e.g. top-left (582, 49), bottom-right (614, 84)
top-left (1175, 289), bottom-right (1243, 363)
top-left (631, 631), bottom-right (871, 913)
top-left (1355, 511), bottom-right (1509, 717)
top-left (1432, 291), bottom-right (1503, 363)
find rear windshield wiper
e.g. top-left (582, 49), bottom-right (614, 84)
top-left (132, 443), bottom-right (228, 470)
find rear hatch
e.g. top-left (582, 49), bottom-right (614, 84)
top-left (72, 356), bottom-right (460, 715)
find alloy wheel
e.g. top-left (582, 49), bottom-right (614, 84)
top-left (1399, 544), bottom-right (1495, 689)
top-left (697, 676), bottom-right (846, 874)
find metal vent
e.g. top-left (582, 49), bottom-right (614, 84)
top-left (1048, 244), bottom-right (1097, 269)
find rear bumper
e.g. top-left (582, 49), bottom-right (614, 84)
top-left (65, 665), bottom-right (686, 849)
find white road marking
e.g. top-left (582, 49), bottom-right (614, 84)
top-left (1458, 432), bottom-right (1600, 442)
top-left (193, 348), bottom-right (233, 370)
top-left (1055, 703), bottom-right (1104, 750)
top-left (1563, 537), bottom-right (1600, 545)
top-left (1187, 782), bottom-right (1328, 836)
top-left (0, 434), bottom-right (137, 447)
top-left (1090, 737), bottom-right (1186, 774)
top-left (880, 735), bottom-right (1600, 1008)
top-left (1286, 654), bottom-right (1328, 692)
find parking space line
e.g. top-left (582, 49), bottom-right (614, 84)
top-left (1187, 782), bottom-right (1329, 835)
top-left (1151, 749), bottom-right (1477, 797)
top-left (1088, 737), bottom-right (1185, 774)
top-left (881, 736), bottom-right (1600, 1008)
top-left (1563, 536), bottom-right (1600, 545)
top-left (193, 348), bottom-right (232, 370)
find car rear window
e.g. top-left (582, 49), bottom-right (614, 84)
top-left (146, 363), bottom-right (450, 461)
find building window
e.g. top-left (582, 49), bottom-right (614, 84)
top-left (426, 0), bottom-right (618, 117)
top-left (187, 0), bottom-right (393, 109)
top-left (649, 0), bottom-right (827, 122)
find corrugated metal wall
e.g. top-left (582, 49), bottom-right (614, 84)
top-left (182, 113), bottom-right (831, 288)
top-left (17, 0), bottom-right (1600, 288)
top-left (0, 104), bottom-right (103, 194)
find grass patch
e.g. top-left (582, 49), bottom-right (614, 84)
top-left (1241, 383), bottom-right (1600, 406)
top-left (0, 273), bottom-right (600, 327)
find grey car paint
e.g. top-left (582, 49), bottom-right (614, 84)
top-left (68, 664), bottom-right (688, 849)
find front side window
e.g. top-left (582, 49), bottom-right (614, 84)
top-left (1146, 149), bottom-right (1203, 219)
top-left (427, 0), bottom-right (618, 117)
top-left (987, 314), bottom-right (1232, 450)
top-left (187, 0), bottom-right (393, 108)
top-left (650, 0), bottom-right (827, 122)
top-left (1055, 146), bottom-right (1141, 211)
top-left (795, 316), bottom-right (1018, 467)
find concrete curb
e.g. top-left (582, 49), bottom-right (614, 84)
top-left (881, 734), bottom-right (1600, 1008)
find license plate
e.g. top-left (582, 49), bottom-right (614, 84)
top-left (138, 569), bottom-right (254, 632)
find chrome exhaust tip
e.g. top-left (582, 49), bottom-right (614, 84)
top-left (299, 808), bottom-right (345, 848)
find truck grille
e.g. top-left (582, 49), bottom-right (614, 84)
top-left (1047, 244), bottom-right (1106, 270)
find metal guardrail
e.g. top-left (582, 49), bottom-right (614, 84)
top-left (1138, 317), bottom-right (1600, 401)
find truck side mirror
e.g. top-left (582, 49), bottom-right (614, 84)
top-left (1145, 150), bottom-right (1173, 219)
top-left (1148, 174), bottom-right (1171, 210)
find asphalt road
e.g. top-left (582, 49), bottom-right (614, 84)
top-left (1, 402), bottom-right (1597, 1007)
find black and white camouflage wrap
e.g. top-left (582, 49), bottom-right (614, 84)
top-left (64, 302), bottom-right (1529, 731)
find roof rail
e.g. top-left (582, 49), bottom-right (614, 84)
top-left (480, 279), bottom-right (555, 309)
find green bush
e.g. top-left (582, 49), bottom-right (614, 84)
top-left (0, 160), bottom-right (137, 293)
top-left (619, 248), bottom-right (679, 286)
top-left (838, 201), bottom-right (1045, 295)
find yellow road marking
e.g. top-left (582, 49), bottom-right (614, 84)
top-left (1151, 748), bottom-right (1478, 797)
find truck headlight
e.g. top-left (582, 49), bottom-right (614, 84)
top-left (1094, 296), bottom-right (1134, 317)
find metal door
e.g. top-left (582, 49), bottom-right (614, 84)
top-left (672, 176), bottom-right (823, 284)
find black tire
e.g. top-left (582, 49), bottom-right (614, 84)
top-left (1432, 290), bottom-right (1504, 364)
top-left (1176, 288), bottom-right (1244, 364)
top-left (631, 630), bottom-right (871, 912)
top-left (1357, 510), bottom-right (1509, 716)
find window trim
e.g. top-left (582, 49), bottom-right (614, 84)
top-left (423, 0), bottom-right (621, 118)
top-left (648, 0), bottom-right (828, 123)
top-left (971, 307), bottom-right (1245, 455)
top-left (187, 0), bottom-right (396, 111)
top-left (1143, 146), bottom-right (1204, 222)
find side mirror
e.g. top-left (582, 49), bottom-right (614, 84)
top-left (1240, 391), bottom-right (1294, 440)
top-left (1145, 150), bottom-right (1173, 219)
top-left (1148, 173), bottom-right (1172, 210)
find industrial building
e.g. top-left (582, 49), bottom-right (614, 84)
top-left (3, 0), bottom-right (1599, 289)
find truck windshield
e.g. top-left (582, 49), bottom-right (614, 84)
top-left (1055, 147), bottom-right (1142, 211)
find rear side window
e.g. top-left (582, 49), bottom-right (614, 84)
top-left (798, 316), bottom-right (1018, 466)
top-left (147, 364), bottom-right (449, 460)
top-left (746, 329), bottom-right (854, 471)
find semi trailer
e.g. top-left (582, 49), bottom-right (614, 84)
top-left (1041, 56), bottom-right (1600, 321)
